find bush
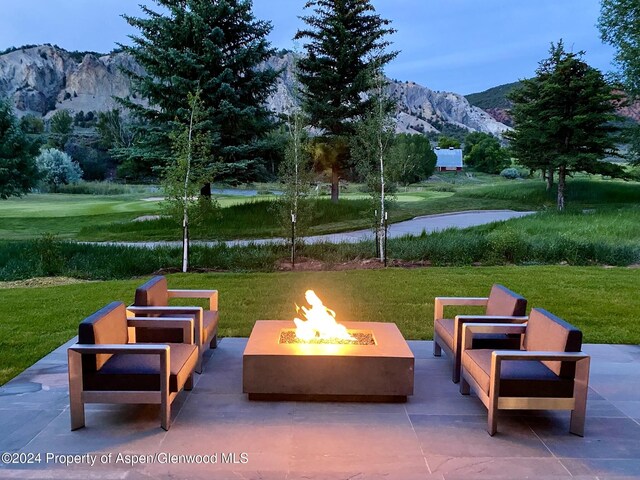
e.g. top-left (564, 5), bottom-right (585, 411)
top-left (500, 167), bottom-right (521, 179)
top-left (33, 233), bottom-right (64, 276)
top-left (35, 148), bottom-right (82, 192)
top-left (387, 134), bottom-right (437, 185)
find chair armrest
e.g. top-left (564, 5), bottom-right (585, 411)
top-left (69, 344), bottom-right (169, 355)
top-left (492, 351), bottom-right (589, 362)
top-left (453, 315), bottom-right (527, 353)
top-left (127, 317), bottom-right (194, 344)
top-left (434, 297), bottom-right (488, 320)
top-left (462, 323), bottom-right (527, 351)
top-left (127, 306), bottom-right (203, 316)
top-left (168, 289), bottom-right (218, 311)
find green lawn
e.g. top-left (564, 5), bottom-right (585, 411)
top-left (1, 266), bottom-right (638, 385)
top-left (0, 193), bottom-right (276, 240)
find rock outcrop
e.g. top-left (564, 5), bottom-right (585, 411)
top-left (1, 45), bottom-right (511, 136)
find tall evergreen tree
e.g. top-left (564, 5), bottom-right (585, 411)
top-left (506, 41), bottom-right (624, 210)
top-left (119, 0), bottom-right (279, 181)
top-left (0, 98), bottom-right (39, 199)
top-left (599, 0), bottom-right (640, 164)
top-left (295, 0), bottom-right (397, 202)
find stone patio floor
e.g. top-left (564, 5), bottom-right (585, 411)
top-left (1, 338), bottom-right (639, 479)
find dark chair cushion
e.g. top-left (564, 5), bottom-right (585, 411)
top-left (83, 343), bottom-right (198, 392)
top-left (524, 308), bottom-right (582, 378)
top-left (485, 284), bottom-right (527, 317)
top-left (78, 302), bottom-right (128, 372)
top-left (135, 324), bottom-right (185, 343)
top-left (471, 335), bottom-right (522, 350)
top-left (134, 276), bottom-right (169, 307)
top-left (462, 349), bottom-right (575, 398)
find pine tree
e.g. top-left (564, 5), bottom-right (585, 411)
top-left (119, 0), bottom-right (279, 181)
top-left (507, 41), bottom-right (624, 210)
top-left (599, 0), bottom-right (640, 164)
top-left (0, 98), bottom-right (39, 199)
top-left (295, 0), bottom-right (397, 202)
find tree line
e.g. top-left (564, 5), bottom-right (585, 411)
top-left (2, 0), bottom-right (639, 215)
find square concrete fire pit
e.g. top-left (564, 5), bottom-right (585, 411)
top-left (243, 321), bottom-right (414, 402)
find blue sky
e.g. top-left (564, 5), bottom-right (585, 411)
top-left (0, 0), bottom-right (615, 95)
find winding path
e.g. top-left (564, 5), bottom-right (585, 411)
top-left (87, 209), bottom-right (535, 249)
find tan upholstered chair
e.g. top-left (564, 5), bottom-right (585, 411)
top-left (127, 276), bottom-right (219, 374)
top-left (68, 302), bottom-right (198, 431)
top-left (433, 284), bottom-right (528, 382)
top-left (459, 308), bottom-right (590, 436)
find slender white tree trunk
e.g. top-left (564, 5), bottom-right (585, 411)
top-left (182, 105), bottom-right (195, 273)
top-left (376, 67), bottom-right (387, 263)
top-left (379, 137), bottom-right (385, 262)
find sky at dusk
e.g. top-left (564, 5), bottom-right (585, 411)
top-left (0, 0), bottom-right (616, 94)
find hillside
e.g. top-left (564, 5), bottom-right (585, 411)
top-left (0, 44), bottom-right (510, 137)
top-left (466, 80), bottom-right (640, 126)
top-left (465, 81), bottom-right (521, 110)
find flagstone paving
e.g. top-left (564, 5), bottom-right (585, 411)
top-left (0, 338), bottom-right (639, 479)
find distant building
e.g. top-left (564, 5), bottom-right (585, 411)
top-left (435, 147), bottom-right (463, 172)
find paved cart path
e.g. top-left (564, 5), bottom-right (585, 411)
top-left (86, 209), bottom-right (535, 249)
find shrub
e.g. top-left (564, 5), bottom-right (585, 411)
top-left (35, 148), bottom-right (83, 192)
top-left (56, 181), bottom-right (149, 195)
top-left (500, 167), bottom-right (521, 179)
top-left (33, 233), bottom-right (64, 276)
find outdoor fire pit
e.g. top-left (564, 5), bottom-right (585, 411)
top-left (242, 291), bottom-right (414, 402)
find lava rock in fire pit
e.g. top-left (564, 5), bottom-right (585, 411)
top-left (279, 330), bottom-right (375, 345)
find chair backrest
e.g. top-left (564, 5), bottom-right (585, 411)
top-left (134, 276), bottom-right (169, 307)
top-left (524, 308), bottom-right (582, 377)
top-left (485, 284), bottom-right (527, 317)
top-left (78, 302), bottom-right (128, 372)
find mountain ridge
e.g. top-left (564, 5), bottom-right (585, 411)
top-left (466, 80), bottom-right (640, 125)
top-left (0, 44), bottom-right (511, 137)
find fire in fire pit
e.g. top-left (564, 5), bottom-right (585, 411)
top-left (292, 290), bottom-right (356, 342)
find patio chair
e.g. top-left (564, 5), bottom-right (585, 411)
top-left (68, 301), bottom-right (198, 431)
top-left (433, 284), bottom-right (528, 383)
top-left (127, 276), bottom-right (219, 374)
top-left (459, 308), bottom-right (590, 436)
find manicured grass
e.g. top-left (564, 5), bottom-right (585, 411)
top-left (0, 193), bottom-right (276, 240)
top-left (76, 198), bottom-right (376, 241)
top-left (74, 189), bottom-right (533, 242)
top-left (0, 194), bottom-right (161, 240)
top-left (1, 266), bottom-right (638, 385)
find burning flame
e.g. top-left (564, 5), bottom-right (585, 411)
top-left (293, 290), bottom-right (355, 342)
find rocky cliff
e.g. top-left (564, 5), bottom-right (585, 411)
top-left (0, 45), bottom-right (145, 118)
top-left (0, 45), bottom-right (511, 136)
